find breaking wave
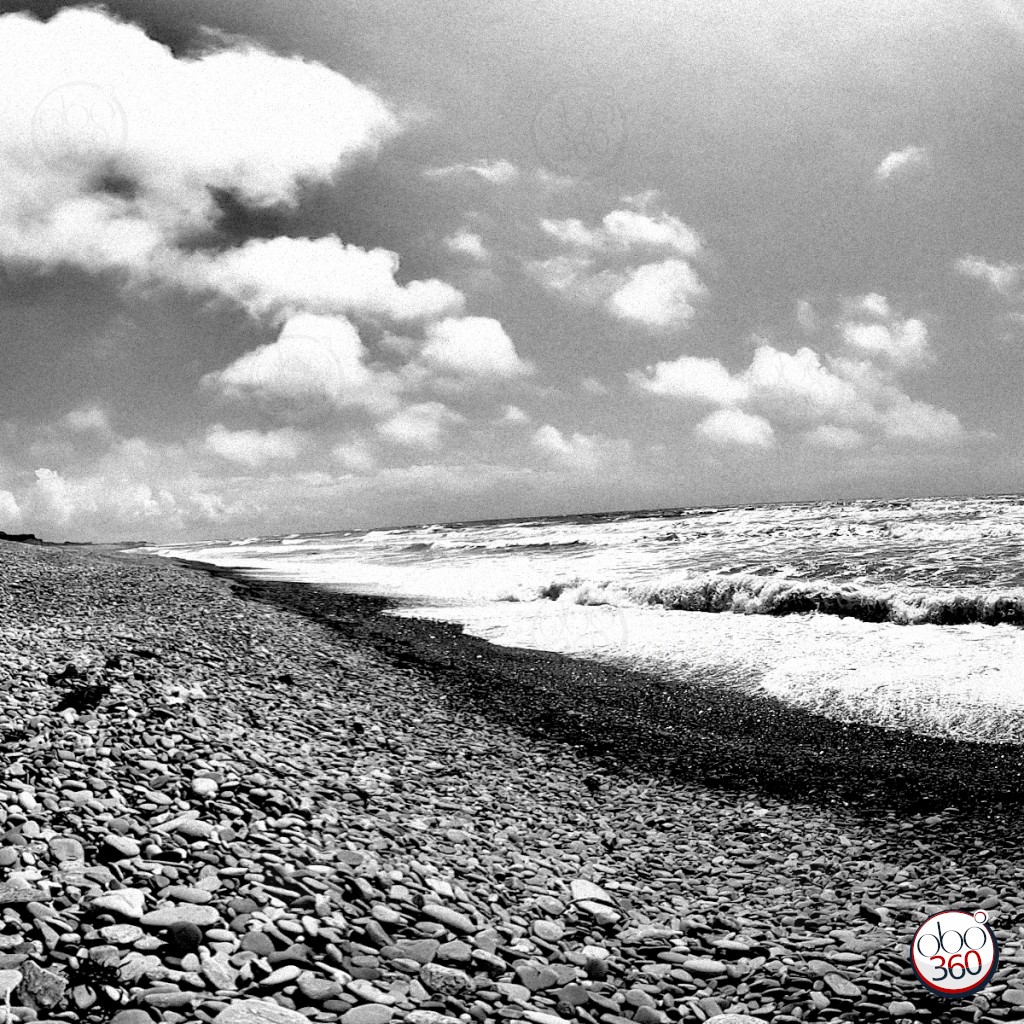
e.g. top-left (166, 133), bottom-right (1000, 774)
top-left (523, 573), bottom-right (1024, 627)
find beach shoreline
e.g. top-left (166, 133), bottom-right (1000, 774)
top-left (0, 539), bottom-right (1022, 1023)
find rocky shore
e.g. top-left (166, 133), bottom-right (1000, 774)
top-left (0, 540), bottom-right (1022, 1024)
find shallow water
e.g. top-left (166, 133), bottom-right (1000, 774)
top-left (143, 494), bottom-right (1024, 741)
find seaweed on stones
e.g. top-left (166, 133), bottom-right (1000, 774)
top-left (55, 682), bottom-right (111, 713)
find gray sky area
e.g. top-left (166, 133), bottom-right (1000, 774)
top-left (1, 0), bottom-right (1023, 540)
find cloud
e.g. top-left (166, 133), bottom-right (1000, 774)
top-left (532, 424), bottom-right (629, 467)
top-left (838, 295), bottom-right (930, 367)
top-left (632, 293), bottom-right (965, 448)
top-left (957, 256), bottom-right (1022, 296)
top-left (533, 205), bottom-right (704, 330)
top-left (697, 409), bottom-right (775, 448)
top-left (203, 313), bottom-right (399, 415)
top-left (443, 230), bottom-right (489, 261)
top-left (540, 210), bottom-right (700, 256)
top-left (606, 259), bottom-right (704, 328)
top-left (204, 425), bottom-right (303, 467)
top-left (180, 236), bottom-right (465, 325)
top-left (633, 354), bottom-right (748, 404)
top-left (420, 316), bottom-right (533, 378)
top-left (378, 402), bottom-right (463, 447)
top-left (0, 9), bottom-right (398, 271)
top-left (874, 145), bottom-right (929, 181)
top-left (424, 159), bottom-right (519, 184)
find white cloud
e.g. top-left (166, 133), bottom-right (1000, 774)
top-left (424, 159), bottom-right (519, 184)
top-left (874, 145), bottom-right (929, 181)
top-left (633, 354), bottom-right (748, 404)
top-left (841, 317), bottom-right (929, 367)
top-left (534, 206), bottom-right (704, 330)
top-left (607, 259), bottom-right (704, 329)
top-left (957, 256), bottom-right (1022, 296)
top-left (204, 425), bottom-right (303, 467)
top-left (631, 294), bottom-right (965, 448)
top-left (203, 313), bottom-right (399, 414)
top-left (0, 9), bottom-right (399, 278)
top-left (180, 235), bottom-right (465, 325)
top-left (697, 409), bottom-right (775, 448)
top-left (378, 402), bottom-right (463, 448)
top-left (443, 230), bottom-right (489, 261)
top-left (420, 316), bottom-right (533, 378)
top-left (541, 210), bottom-right (700, 257)
top-left (531, 424), bottom-right (620, 467)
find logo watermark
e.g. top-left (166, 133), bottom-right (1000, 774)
top-left (911, 909), bottom-right (998, 998)
top-left (531, 86), bottom-right (627, 178)
top-left (32, 82), bottom-right (127, 166)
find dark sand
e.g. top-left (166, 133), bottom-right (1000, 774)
top-left (0, 540), bottom-right (1021, 1024)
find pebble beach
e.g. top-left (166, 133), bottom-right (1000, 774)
top-left (1, 539), bottom-right (1023, 1024)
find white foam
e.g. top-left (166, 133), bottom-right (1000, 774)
top-left (392, 602), bottom-right (1024, 743)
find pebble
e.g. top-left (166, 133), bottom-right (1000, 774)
top-left (91, 889), bottom-right (146, 919)
top-left (0, 540), bottom-right (1013, 1024)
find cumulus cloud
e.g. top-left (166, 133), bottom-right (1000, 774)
top-left (874, 145), bottom-right (929, 181)
top-left (633, 294), bottom-right (965, 448)
top-left (180, 236), bottom-right (465, 325)
top-left (606, 259), bottom-right (704, 328)
top-left (420, 316), bottom-right (533, 378)
top-left (532, 424), bottom-right (629, 468)
top-left (697, 409), bottom-right (774, 448)
top-left (0, 9), bottom-right (476, 340)
top-left (532, 206), bottom-right (704, 330)
top-left (203, 314), bottom-right (399, 415)
top-left (632, 355), bottom-right (748, 404)
top-left (541, 210), bottom-right (700, 256)
top-left (838, 295), bottom-right (930, 367)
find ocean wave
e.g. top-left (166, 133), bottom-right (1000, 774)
top-left (521, 573), bottom-right (1024, 627)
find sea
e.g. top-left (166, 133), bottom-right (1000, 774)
top-left (142, 494), bottom-right (1024, 743)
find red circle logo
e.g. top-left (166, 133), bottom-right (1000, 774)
top-left (910, 909), bottom-right (999, 998)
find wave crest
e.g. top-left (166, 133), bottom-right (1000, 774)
top-left (518, 573), bottom-right (1024, 627)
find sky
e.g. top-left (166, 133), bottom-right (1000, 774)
top-left (1, 0), bottom-right (1024, 540)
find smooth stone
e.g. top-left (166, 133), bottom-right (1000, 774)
top-left (92, 889), bottom-right (146, 919)
top-left (99, 924), bottom-right (144, 945)
top-left (262, 965), bottom-right (301, 987)
top-left (212, 1002), bottom-right (312, 1023)
top-left (823, 973), bottom-right (862, 999)
top-left (569, 879), bottom-right (616, 906)
top-left (395, 939), bottom-right (439, 965)
top-left (421, 906), bottom-right (476, 934)
top-left (110, 1012), bottom-right (154, 1024)
top-left (340, 1006), bottom-right (393, 1024)
top-left (531, 920), bottom-right (564, 943)
top-left (102, 835), bottom-right (140, 860)
top-left (192, 778), bottom-right (218, 798)
top-left (141, 904), bottom-right (219, 927)
top-left (682, 958), bottom-right (729, 977)
top-left (703, 1017), bottom-right (767, 1024)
